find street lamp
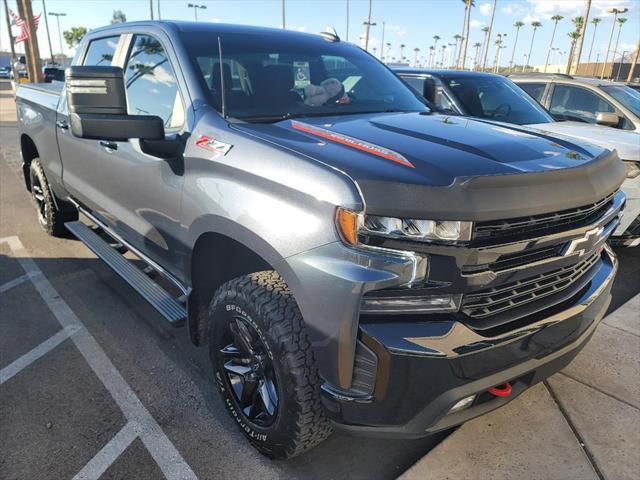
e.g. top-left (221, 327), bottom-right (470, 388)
top-left (187, 3), bottom-right (207, 22)
top-left (601, 7), bottom-right (628, 79)
top-left (48, 12), bottom-right (66, 57)
top-left (615, 50), bottom-right (628, 81)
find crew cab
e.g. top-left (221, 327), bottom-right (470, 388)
top-left (394, 68), bottom-right (640, 247)
top-left (16, 22), bottom-right (626, 459)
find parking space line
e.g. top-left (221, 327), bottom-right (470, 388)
top-left (72, 422), bottom-right (139, 480)
top-left (0, 273), bottom-right (30, 293)
top-left (0, 324), bottom-right (81, 385)
top-left (0, 236), bottom-right (198, 480)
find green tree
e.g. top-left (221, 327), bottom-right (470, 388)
top-left (525, 21), bottom-right (542, 71)
top-left (63, 27), bottom-right (88, 50)
top-left (544, 15), bottom-right (564, 72)
top-left (509, 21), bottom-right (525, 71)
top-left (459, 0), bottom-right (475, 69)
top-left (586, 17), bottom-right (601, 66)
top-left (111, 10), bottom-right (127, 24)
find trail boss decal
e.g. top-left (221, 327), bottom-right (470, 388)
top-left (195, 135), bottom-right (233, 155)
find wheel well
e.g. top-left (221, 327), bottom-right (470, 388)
top-left (188, 232), bottom-right (272, 346)
top-left (21, 134), bottom-right (39, 191)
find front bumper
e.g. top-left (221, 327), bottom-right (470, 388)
top-left (320, 247), bottom-right (617, 438)
top-left (613, 175), bottom-right (640, 246)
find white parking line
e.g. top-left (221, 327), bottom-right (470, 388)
top-left (72, 422), bottom-right (139, 480)
top-left (0, 273), bottom-right (30, 293)
top-left (0, 324), bottom-right (80, 385)
top-left (0, 236), bottom-right (198, 480)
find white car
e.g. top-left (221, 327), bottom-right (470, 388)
top-left (394, 68), bottom-right (640, 246)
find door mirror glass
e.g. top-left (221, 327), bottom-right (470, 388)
top-left (595, 112), bottom-right (620, 127)
top-left (65, 65), bottom-right (164, 141)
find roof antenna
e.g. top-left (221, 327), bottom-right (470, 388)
top-left (320, 26), bottom-right (340, 42)
top-left (217, 36), bottom-right (227, 119)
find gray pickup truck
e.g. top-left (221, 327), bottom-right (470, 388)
top-left (16, 21), bottom-right (626, 459)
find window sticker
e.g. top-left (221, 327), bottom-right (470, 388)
top-left (294, 61), bottom-right (311, 88)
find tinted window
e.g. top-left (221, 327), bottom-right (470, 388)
top-left (124, 35), bottom-right (183, 128)
top-left (181, 32), bottom-right (427, 122)
top-left (442, 75), bottom-right (552, 125)
top-left (83, 36), bottom-right (119, 66)
top-left (518, 82), bottom-right (546, 102)
top-left (549, 85), bottom-right (615, 124)
top-left (601, 85), bottom-right (640, 118)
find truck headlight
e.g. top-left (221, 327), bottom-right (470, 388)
top-left (336, 208), bottom-right (473, 246)
top-left (623, 160), bottom-right (640, 179)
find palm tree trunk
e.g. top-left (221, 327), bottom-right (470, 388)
top-left (572, 0), bottom-right (591, 74)
top-left (566, 41), bottom-right (576, 74)
top-left (460, 1), bottom-right (472, 69)
top-left (509, 27), bottom-right (521, 71)
top-left (526, 28), bottom-right (537, 71)
top-left (481, 0), bottom-right (496, 69)
top-left (544, 21), bottom-right (558, 73)
top-left (627, 39), bottom-right (640, 82)
top-left (587, 23), bottom-right (598, 66)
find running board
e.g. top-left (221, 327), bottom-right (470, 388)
top-left (65, 221), bottom-right (186, 326)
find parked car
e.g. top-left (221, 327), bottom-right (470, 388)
top-left (508, 73), bottom-right (640, 132)
top-left (16, 21), bottom-right (626, 458)
top-left (626, 82), bottom-right (640, 93)
top-left (43, 66), bottom-right (64, 83)
top-left (394, 68), bottom-right (639, 247)
top-left (0, 66), bottom-right (11, 79)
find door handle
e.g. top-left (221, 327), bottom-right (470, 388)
top-left (100, 140), bottom-right (118, 151)
top-left (56, 120), bottom-right (68, 130)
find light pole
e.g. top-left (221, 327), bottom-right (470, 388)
top-left (187, 3), bottom-right (206, 22)
top-left (41, 0), bottom-right (55, 65)
top-left (281, 0), bottom-right (285, 29)
top-left (379, 21), bottom-right (385, 60)
top-left (363, 0), bottom-right (375, 51)
top-left (615, 51), bottom-right (627, 81)
top-left (600, 7), bottom-right (628, 79)
top-left (48, 11), bottom-right (66, 57)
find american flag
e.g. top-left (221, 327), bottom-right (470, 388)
top-left (9, 9), bottom-right (40, 44)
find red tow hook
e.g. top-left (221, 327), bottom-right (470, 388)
top-left (488, 382), bottom-right (512, 397)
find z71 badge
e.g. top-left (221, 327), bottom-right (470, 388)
top-left (195, 135), bottom-right (233, 155)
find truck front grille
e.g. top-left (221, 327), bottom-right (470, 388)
top-left (473, 193), bottom-right (614, 242)
top-left (461, 251), bottom-right (601, 328)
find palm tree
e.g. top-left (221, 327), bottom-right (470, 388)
top-left (509, 21), bottom-right (525, 71)
top-left (459, 0), bottom-right (475, 69)
top-left (481, 0), bottom-right (496, 69)
top-left (566, 31), bottom-right (582, 74)
top-left (433, 35), bottom-right (441, 52)
top-left (453, 34), bottom-right (463, 68)
top-left (566, 16), bottom-right (584, 74)
top-left (429, 45), bottom-right (436, 67)
top-left (612, 17), bottom-right (627, 70)
top-left (440, 44), bottom-right (447, 67)
top-left (400, 44), bottom-right (406, 60)
top-left (385, 42), bottom-right (392, 62)
top-left (525, 21), bottom-right (542, 71)
top-left (473, 42), bottom-right (482, 70)
top-left (480, 26), bottom-right (490, 71)
top-left (413, 47), bottom-right (420, 66)
top-left (586, 17), bottom-right (601, 67)
top-left (543, 15), bottom-right (563, 72)
top-left (572, 0), bottom-right (591, 74)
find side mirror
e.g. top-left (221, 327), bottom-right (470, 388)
top-left (595, 112), bottom-right (620, 127)
top-left (65, 66), bottom-right (164, 141)
top-left (422, 78), bottom-right (438, 104)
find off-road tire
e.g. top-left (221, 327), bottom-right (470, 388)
top-left (29, 159), bottom-right (77, 236)
top-left (208, 271), bottom-right (332, 459)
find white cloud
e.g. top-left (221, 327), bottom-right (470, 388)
top-left (479, 2), bottom-right (492, 16)
top-left (526, 0), bottom-right (634, 20)
top-left (501, 3), bottom-right (524, 16)
top-left (386, 24), bottom-right (408, 37)
top-left (470, 19), bottom-right (484, 29)
top-left (522, 15), bottom-right (541, 24)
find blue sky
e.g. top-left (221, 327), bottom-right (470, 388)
top-left (1, 0), bottom-right (638, 67)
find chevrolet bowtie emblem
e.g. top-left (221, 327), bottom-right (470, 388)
top-left (563, 225), bottom-right (606, 257)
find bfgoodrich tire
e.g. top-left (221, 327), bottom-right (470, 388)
top-left (208, 271), bottom-right (332, 459)
top-left (29, 159), bottom-right (77, 236)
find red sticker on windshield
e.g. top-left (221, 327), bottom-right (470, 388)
top-left (291, 121), bottom-right (414, 168)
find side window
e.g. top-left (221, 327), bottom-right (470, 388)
top-left (83, 36), bottom-right (120, 66)
top-left (124, 35), bottom-right (184, 129)
top-left (549, 85), bottom-right (615, 124)
top-left (518, 83), bottom-right (545, 103)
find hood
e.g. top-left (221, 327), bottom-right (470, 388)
top-left (233, 112), bottom-right (625, 220)
top-left (528, 121), bottom-right (640, 162)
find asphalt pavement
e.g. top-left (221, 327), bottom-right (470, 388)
top-left (0, 79), bottom-right (447, 479)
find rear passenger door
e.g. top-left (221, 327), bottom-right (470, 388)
top-left (548, 84), bottom-right (618, 125)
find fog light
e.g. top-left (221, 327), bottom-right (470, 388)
top-left (360, 294), bottom-right (461, 314)
top-left (448, 395), bottom-right (476, 414)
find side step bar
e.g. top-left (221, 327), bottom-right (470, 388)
top-left (65, 221), bottom-right (186, 326)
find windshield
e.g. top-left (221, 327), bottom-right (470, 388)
top-left (181, 32), bottom-right (428, 122)
top-left (601, 85), bottom-right (640, 118)
top-left (441, 75), bottom-right (553, 125)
